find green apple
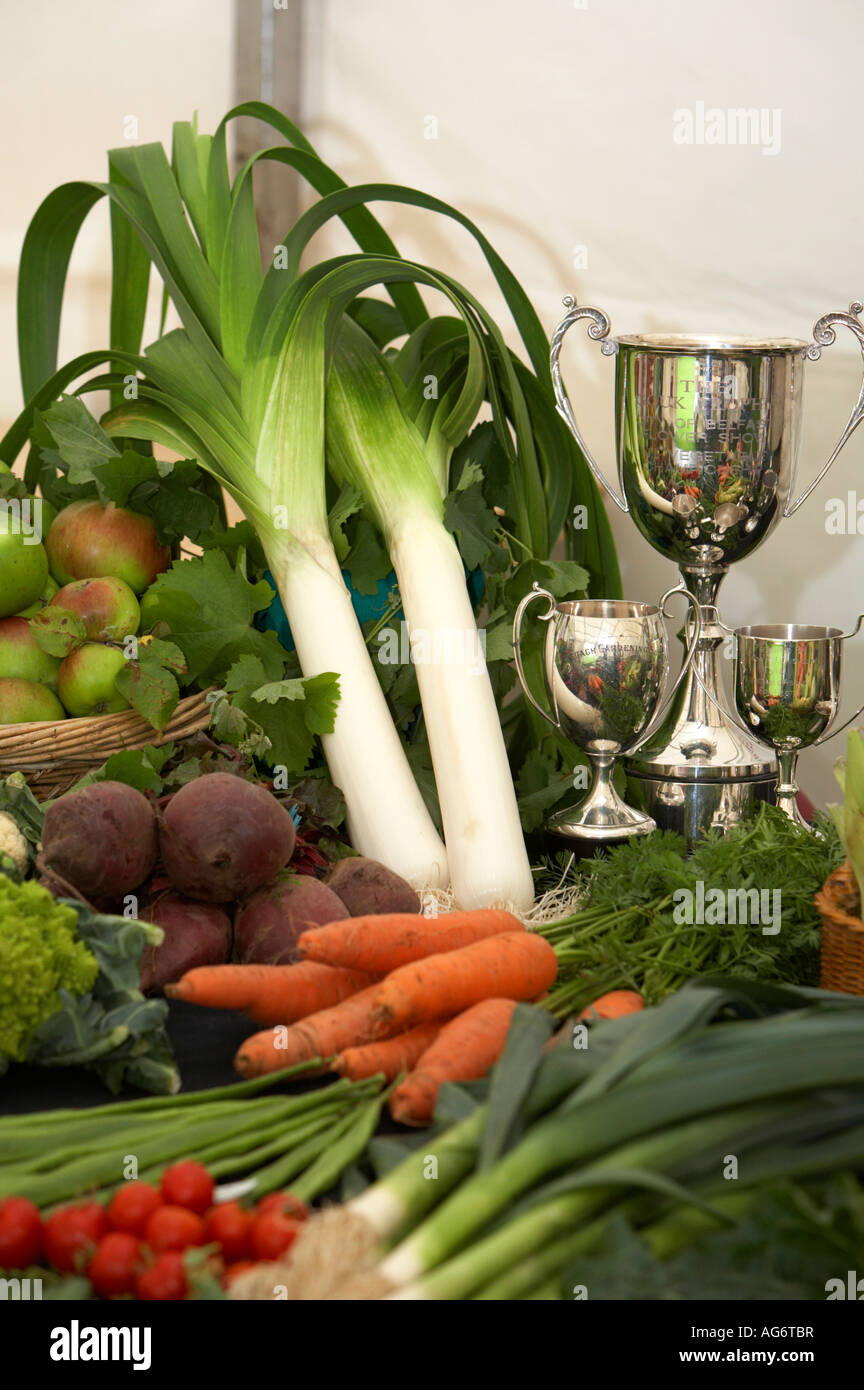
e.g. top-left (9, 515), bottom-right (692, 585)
top-left (57, 643), bottom-right (131, 717)
top-left (0, 617), bottom-right (62, 688)
top-left (0, 516), bottom-right (50, 620)
top-left (16, 575), bottom-right (59, 619)
top-left (0, 676), bottom-right (65, 724)
top-left (46, 501), bottom-right (170, 593)
top-left (50, 576), bottom-right (140, 642)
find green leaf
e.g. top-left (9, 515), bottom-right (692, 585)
top-left (142, 551), bottom-right (280, 682)
top-left (224, 654), bottom-right (269, 692)
top-left (505, 558), bottom-right (590, 608)
top-left (29, 606), bottom-right (86, 657)
top-left (344, 517), bottom-right (392, 596)
top-left (328, 484), bottom-right (364, 563)
top-left (40, 395), bottom-right (119, 475)
top-left (115, 655), bottom-right (180, 733)
top-left (444, 470), bottom-right (499, 571)
top-left (232, 671), bottom-right (341, 772)
top-left (71, 744), bottom-right (175, 795)
top-left (479, 1004), bottom-right (555, 1170)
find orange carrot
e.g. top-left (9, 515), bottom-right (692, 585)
top-left (165, 962), bottom-right (375, 1025)
top-left (333, 1023), bottom-right (444, 1082)
top-left (369, 931), bottom-right (558, 1035)
top-left (389, 999), bottom-right (518, 1126)
top-left (297, 908), bottom-right (523, 974)
top-left (234, 983), bottom-right (396, 1078)
top-left (577, 990), bottom-right (644, 1023)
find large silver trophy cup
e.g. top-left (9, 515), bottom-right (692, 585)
top-left (551, 297), bottom-right (864, 840)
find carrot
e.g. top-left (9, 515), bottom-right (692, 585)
top-left (369, 931), bottom-right (558, 1034)
top-left (234, 983), bottom-right (396, 1078)
top-left (577, 990), bottom-right (644, 1023)
top-left (165, 962), bottom-right (375, 1025)
top-left (389, 999), bottom-right (518, 1126)
top-left (297, 908), bottom-right (523, 974)
top-left (333, 1023), bottom-right (444, 1082)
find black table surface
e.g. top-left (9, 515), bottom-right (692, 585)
top-left (0, 1002), bottom-right (269, 1117)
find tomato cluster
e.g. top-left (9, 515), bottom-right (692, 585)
top-left (0, 1161), bottom-right (308, 1301)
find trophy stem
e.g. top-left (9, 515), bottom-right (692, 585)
top-left (547, 754), bottom-right (656, 842)
top-left (625, 562), bottom-right (777, 841)
top-left (774, 751), bottom-right (809, 827)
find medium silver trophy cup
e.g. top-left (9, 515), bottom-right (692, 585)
top-left (551, 297), bottom-right (864, 840)
top-left (512, 584), bottom-right (702, 840)
top-left (732, 619), bottom-right (864, 828)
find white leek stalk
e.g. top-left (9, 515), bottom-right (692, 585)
top-left (265, 532), bottom-right (449, 888)
top-left (326, 318), bottom-right (534, 910)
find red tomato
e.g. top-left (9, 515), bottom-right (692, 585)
top-left (87, 1232), bottom-right (142, 1298)
top-left (251, 1210), bottom-right (301, 1261)
top-left (160, 1161), bottom-right (214, 1215)
top-left (203, 1202), bottom-right (253, 1262)
top-left (135, 1251), bottom-right (187, 1301)
top-left (255, 1192), bottom-right (309, 1222)
top-left (0, 1197), bottom-right (42, 1269)
top-left (222, 1259), bottom-right (256, 1290)
top-left (44, 1203), bottom-right (108, 1273)
top-left (107, 1182), bottom-right (162, 1236)
top-left (144, 1205), bottom-right (205, 1253)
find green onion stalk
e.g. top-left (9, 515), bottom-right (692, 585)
top-left (3, 103), bottom-right (620, 907)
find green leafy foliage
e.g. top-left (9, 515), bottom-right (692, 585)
top-left (141, 551), bottom-right (281, 684)
top-left (223, 655), bottom-right (340, 773)
top-left (29, 606), bottom-right (86, 658)
top-left (114, 637), bottom-right (187, 732)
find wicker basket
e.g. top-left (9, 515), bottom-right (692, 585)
top-left (816, 860), bottom-right (864, 996)
top-left (0, 690), bottom-right (212, 799)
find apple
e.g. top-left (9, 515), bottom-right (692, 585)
top-left (0, 617), bottom-right (62, 689)
top-left (16, 575), bottom-right (59, 618)
top-left (46, 501), bottom-right (170, 593)
top-left (0, 517), bottom-right (50, 620)
top-left (50, 577), bottom-right (140, 642)
top-left (56, 644), bottom-right (131, 717)
top-left (0, 677), bottom-right (65, 724)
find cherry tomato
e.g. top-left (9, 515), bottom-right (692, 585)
top-left (107, 1181), bottom-right (162, 1237)
top-left (160, 1161), bottom-right (214, 1214)
top-left (251, 1210), bottom-right (301, 1261)
top-left (221, 1259), bottom-right (256, 1290)
top-left (255, 1192), bottom-right (309, 1223)
top-left (87, 1232), bottom-right (142, 1298)
top-left (0, 1197), bottom-right (42, 1269)
top-left (144, 1204), bottom-right (205, 1253)
top-left (135, 1251), bottom-right (187, 1301)
top-left (44, 1202), bottom-right (108, 1273)
top-left (203, 1201), bottom-right (253, 1262)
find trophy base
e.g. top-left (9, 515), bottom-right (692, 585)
top-left (625, 769), bottom-right (777, 844)
top-left (546, 797), bottom-right (656, 843)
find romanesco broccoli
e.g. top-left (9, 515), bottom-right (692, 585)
top-left (0, 876), bottom-right (98, 1061)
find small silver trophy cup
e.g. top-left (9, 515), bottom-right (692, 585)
top-left (513, 584), bottom-right (702, 840)
top-left (551, 297), bottom-right (864, 841)
top-left (732, 619), bottom-right (864, 828)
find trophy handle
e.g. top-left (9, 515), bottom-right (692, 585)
top-left (785, 301), bottom-right (864, 516)
top-left (628, 584), bottom-right (704, 751)
top-left (512, 583), bottom-right (560, 729)
top-left (550, 295), bottom-right (629, 513)
top-left (813, 612), bottom-right (864, 745)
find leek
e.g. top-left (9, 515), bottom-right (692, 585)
top-left (830, 729), bottom-right (864, 907)
top-left (326, 317), bottom-right (533, 909)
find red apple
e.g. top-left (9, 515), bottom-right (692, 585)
top-left (46, 502), bottom-right (170, 594)
top-left (50, 577), bottom-right (140, 642)
top-left (0, 617), bottom-right (62, 688)
top-left (57, 644), bottom-right (131, 717)
top-left (0, 677), bottom-right (65, 724)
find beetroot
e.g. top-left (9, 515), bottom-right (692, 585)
top-left (159, 773), bottom-right (296, 903)
top-left (139, 893), bottom-right (233, 993)
top-left (41, 781), bottom-right (158, 897)
top-left (324, 857), bottom-right (421, 916)
top-left (235, 875), bottom-right (348, 965)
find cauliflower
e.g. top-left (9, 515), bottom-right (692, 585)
top-left (0, 876), bottom-right (98, 1062)
top-left (0, 811), bottom-right (28, 878)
